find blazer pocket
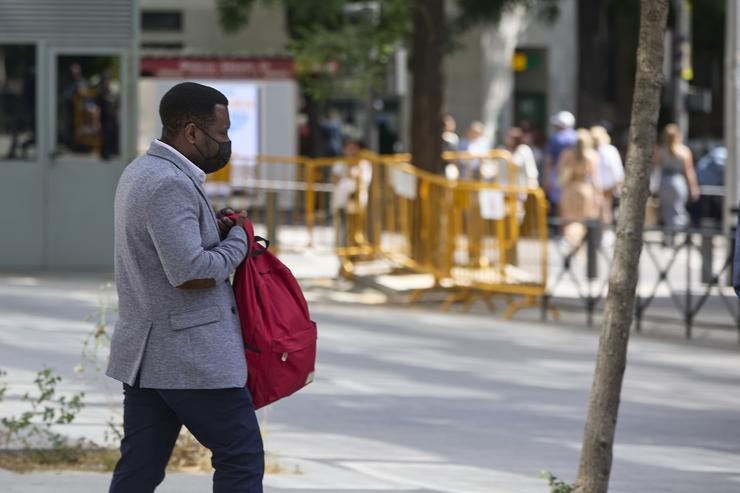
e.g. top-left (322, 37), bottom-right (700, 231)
top-left (170, 306), bottom-right (221, 331)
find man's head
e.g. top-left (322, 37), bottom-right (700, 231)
top-left (159, 82), bottom-right (231, 174)
top-left (505, 127), bottom-right (524, 149)
top-left (342, 137), bottom-right (361, 156)
top-left (443, 115), bottom-right (456, 133)
top-left (466, 121), bottom-right (484, 141)
top-left (550, 111), bottom-right (575, 131)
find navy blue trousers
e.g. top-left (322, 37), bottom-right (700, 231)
top-left (109, 383), bottom-right (264, 493)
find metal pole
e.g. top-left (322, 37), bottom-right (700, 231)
top-left (266, 190), bottom-right (278, 251)
top-left (701, 231), bottom-right (713, 284)
top-left (724, 0), bottom-right (740, 233)
top-left (685, 235), bottom-right (693, 339)
top-left (672, 0), bottom-right (690, 134)
top-left (586, 220), bottom-right (600, 327)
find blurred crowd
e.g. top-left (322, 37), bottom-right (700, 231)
top-left (443, 111), bottom-right (726, 247)
top-left (309, 105), bottom-right (726, 249)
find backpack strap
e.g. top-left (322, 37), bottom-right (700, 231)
top-left (243, 217), bottom-right (256, 256)
top-left (226, 214), bottom-right (270, 258)
top-left (251, 235), bottom-right (270, 258)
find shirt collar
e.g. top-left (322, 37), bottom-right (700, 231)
top-left (153, 139), bottom-right (206, 185)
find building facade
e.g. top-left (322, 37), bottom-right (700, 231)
top-left (0, 0), bottom-right (139, 270)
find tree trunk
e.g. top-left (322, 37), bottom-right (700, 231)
top-left (480, 6), bottom-right (527, 148)
top-left (410, 0), bottom-right (445, 173)
top-left (574, 1), bottom-right (668, 492)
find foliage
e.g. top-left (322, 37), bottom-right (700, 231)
top-left (541, 470), bottom-right (575, 493)
top-left (76, 283), bottom-right (115, 375)
top-left (287, 0), bottom-right (410, 99)
top-left (214, 0), bottom-right (557, 100)
top-left (0, 368), bottom-right (85, 455)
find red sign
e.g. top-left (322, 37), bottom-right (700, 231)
top-left (141, 57), bottom-right (293, 79)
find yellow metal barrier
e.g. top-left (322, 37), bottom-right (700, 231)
top-left (372, 152), bottom-right (549, 315)
top-left (207, 151), bottom-right (549, 317)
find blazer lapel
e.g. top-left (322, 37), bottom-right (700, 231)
top-left (146, 142), bottom-right (219, 226)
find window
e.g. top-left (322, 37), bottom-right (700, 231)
top-left (57, 55), bottom-right (121, 161)
top-left (0, 45), bottom-right (36, 160)
top-left (141, 11), bottom-right (183, 32)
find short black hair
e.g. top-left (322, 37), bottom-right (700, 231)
top-left (159, 82), bottom-right (228, 139)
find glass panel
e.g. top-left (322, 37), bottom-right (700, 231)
top-left (141, 10), bottom-right (183, 32)
top-left (57, 55), bottom-right (121, 161)
top-left (0, 45), bottom-right (36, 160)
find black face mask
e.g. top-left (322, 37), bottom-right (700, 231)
top-left (193, 125), bottom-right (232, 174)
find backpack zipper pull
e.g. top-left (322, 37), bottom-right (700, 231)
top-left (281, 352), bottom-right (288, 362)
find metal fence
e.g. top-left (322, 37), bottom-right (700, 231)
top-left (207, 153), bottom-right (740, 340)
top-left (543, 220), bottom-right (740, 340)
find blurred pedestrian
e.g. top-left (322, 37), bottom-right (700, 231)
top-left (461, 121), bottom-right (488, 154)
top-left (558, 128), bottom-right (601, 246)
top-left (332, 138), bottom-right (372, 248)
top-left (504, 127), bottom-right (539, 189)
top-left (544, 111), bottom-right (577, 216)
top-left (590, 125), bottom-right (624, 238)
top-left (459, 121), bottom-right (488, 178)
top-left (520, 122), bottom-right (545, 180)
top-left (97, 69), bottom-right (120, 160)
top-left (442, 115), bottom-right (460, 151)
top-left (320, 109), bottom-right (344, 157)
top-left (653, 123), bottom-right (700, 233)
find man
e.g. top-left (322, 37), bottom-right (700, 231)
top-left (544, 111), bottom-right (577, 216)
top-left (107, 82), bottom-right (263, 492)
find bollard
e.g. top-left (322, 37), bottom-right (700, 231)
top-left (730, 225), bottom-right (737, 287)
top-left (586, 220), bottom-right (600, 280)
top-left (701, 232), bottom-right (714, 284)
top-left (685, 234), bottom-right (693, 339)
top-left (584, 220), bottom-right (602, 327)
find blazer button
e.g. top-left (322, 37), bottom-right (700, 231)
top-left (231, 306), bottom-right (236, 314)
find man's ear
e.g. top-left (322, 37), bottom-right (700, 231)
top-left (184, 123), bottom-right (198, 145)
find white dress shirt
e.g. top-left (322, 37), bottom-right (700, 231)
top-left (153, 139), bottom-right (206, 186)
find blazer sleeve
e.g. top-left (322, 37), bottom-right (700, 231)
top-left (145, 177), bottom-right (247, 287)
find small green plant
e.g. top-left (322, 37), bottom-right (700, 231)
top-left (104, 417), bottom-right (124, 445)
top-left (76, 283), bottom-right (125, 447)
top-left (0, 369), bottom-right (7, 401)
top-left (540, 470), bottom-right (575, 493)
top-left (0, 367), bottom-right (85, 454)
top-left (77, 283), bottom-right (115, 375)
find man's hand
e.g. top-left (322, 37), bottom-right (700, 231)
top-left (216, 208), bottom-right (236, 240)
top-left (235, 210), bottom-right (247, 229)
top-left (216, 209), bottom-right (248, 240)
top-left (216, 208), bottom-right (235, 220)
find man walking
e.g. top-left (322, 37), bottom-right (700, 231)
top-left (107, 82), bottom-right (263, 492)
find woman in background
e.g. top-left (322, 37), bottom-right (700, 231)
top-left (558, 129), bottom-right (602, 246)
top-left (653, 124), bottom-right (699, 231)
top-left (590, 125), bottom-right (624, 224)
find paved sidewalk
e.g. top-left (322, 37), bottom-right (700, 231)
top-left (1, 274), bottom-right (740, 492)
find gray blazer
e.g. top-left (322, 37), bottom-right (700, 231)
top-left (106, 142), bottom-right (249, 389)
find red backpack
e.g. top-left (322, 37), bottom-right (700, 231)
top-left (229, 215), bottom-right (317, 410)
